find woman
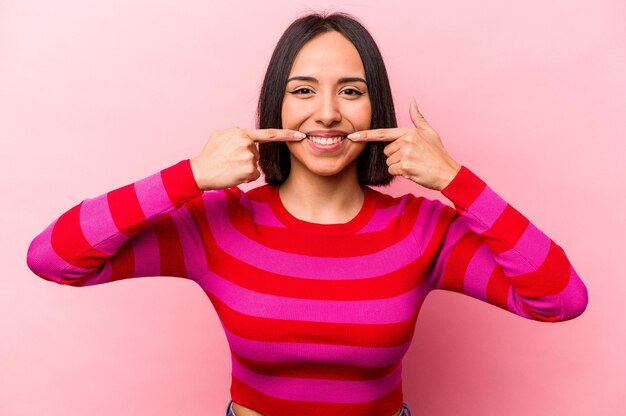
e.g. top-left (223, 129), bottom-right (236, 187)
top-left (27, 12), bottom-right (588, 416)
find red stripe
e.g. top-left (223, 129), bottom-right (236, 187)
top-left (484, 204), bottom-right (530, 254)
top-left (107, 183), bottom-right (146, 235)
top-left (207, 292), bottom-right (418, 347)
top-left (51, 202), bottom-right (110, 270)
top-left (485, 266), bottom-right (511, 311)
top-left (508, 241), bottom-right (571, 297)
top-left (153, 213), bottom-right (186, 277)
top-left (440, 165), bottom-right (486, 211)
top-left (110, 240), bottom-right (135, 282)
top-left (231, 376), bottom-right (403, 416)
top-left (160, 159), bottom-right (202, 206)
top-left (210, 247), bottom-right (427, 300)
top-left (231, 351), bottom-right (399, 381)
top-left (440, 231), bottom-right (483, 293)
top-left (225, 191), bottom-right (422, 257)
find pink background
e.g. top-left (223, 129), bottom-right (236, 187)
top-left (1, 0), bottom-right (624, 415)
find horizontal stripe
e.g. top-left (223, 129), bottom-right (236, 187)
top-left (79, 194), bottom-right (119, 252)
top-left (231, 351), bottom-right (399, 380)
top-left (465, 185), bottom-right (508, 233)
top-left (356, 197), bottom-right (408, 234)
top-left (463, 243), bottom-right (496, 301)
top-left (231, 377), bottom-right (403, 416)
top-left (135, 170), bottom-right (171, 218)
top-left (239, 192), bottom-right (285, 228)
top-left (169, 204), bottom-right (208, 280)
top-left (216, 224), bottom-right (421, 279)
top-left (200, 270), bottom-right (430, 324)
top-left (223, 326), bottom-right (412, 366)
top-left (232, 355), bottom-right (402, 403)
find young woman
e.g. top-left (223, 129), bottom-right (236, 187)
top-left (27, 12), bottom-right (588, 416)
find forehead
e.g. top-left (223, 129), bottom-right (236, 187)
top-left (289, 31), bottom-right (365, 78)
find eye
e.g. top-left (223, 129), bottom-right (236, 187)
top-left (341, 88), bottom-right (364, 96)
top-left (289, 88), bottom-right (313, 95)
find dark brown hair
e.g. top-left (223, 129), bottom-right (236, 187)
top-left (257, 11), bottom-right (397, 186)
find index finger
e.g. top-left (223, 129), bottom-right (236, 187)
top-left (245, 128), bottom-right (306, 142)
top-left (346, 128), bottom-right (408, 142)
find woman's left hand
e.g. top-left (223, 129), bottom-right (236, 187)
top-left (347, 99), bottom-right (461, 191)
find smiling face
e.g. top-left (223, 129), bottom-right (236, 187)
top-left (281, 30), bottom-right (371, 179)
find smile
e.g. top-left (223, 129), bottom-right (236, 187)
top-left (306, 135), bottom-right (346, 145)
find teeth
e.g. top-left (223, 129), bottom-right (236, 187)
top-left (307, 136), bottom-right (344, 145)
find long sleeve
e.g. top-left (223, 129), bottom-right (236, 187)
top-left (421, 166), bottom-right (588, 322)
top-left (26, 159), bottom-right (208, 286)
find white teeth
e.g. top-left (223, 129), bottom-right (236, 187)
top-left (307, 136), bottom-right (344, 145)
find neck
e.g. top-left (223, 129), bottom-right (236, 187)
top-left (279, 162), bottom-right (365, 224)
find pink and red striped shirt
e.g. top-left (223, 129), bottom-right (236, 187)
top-left (27, 159), bottom-right (588, 416)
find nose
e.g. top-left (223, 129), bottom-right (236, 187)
top-left (313, 93), bottom-right (342, 126)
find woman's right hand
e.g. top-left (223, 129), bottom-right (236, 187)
top-left (190, 127), bottom-right (305, 190)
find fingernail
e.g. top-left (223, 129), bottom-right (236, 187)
top-left (347, 132), bottom-right (360, 140)
top-left (294, 132), bottom-right (306, 139)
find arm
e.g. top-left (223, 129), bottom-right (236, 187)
top-left (421, 165), bottom-right (588, 322)
top-left (26, 159), bottom-right (208, 286)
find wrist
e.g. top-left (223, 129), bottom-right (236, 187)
top-left (438, 160), bottom-right (462, 191)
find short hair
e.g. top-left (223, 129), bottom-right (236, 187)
top-left (257, 11), bottom-right (397, 186)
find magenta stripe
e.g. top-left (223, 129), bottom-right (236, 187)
top-left (217, 224), bottom-right (420, 279)
top-left (466, 185), bottom-right (508, 233)
top-left (463, 244), bottom-right (496, 301)
top-left (223, 327), bottom-right (411, 366)
top-left (558, 266), bottom-right (588, 319)
top-left (131, 226), bottom-right (160, 277)
top-left (27, 221), bottom-right (67, 282)
top-left (239, 193), bottom-right (285, 228)
top-left (494, 222), bottom-right (549, 277)
top-left (411, 199), bottom-right (446, 253)
top-left (134, 171), bottom-right (170, 218)
top-left (356, 197), bottom-right (407, 234)
top-left (507, 289), bottom-right (532, 318)
top-left (168, 204), bottom-right (207, 280)
top-left (79, 194), bottom-right (119, 252)
top-left (232, 356), bottom-right (402, 403)
top-left (202, 189), bottom-right (231, 242)
top-left (428, 218), bottom-right (472, 289)
top-left (198, 271), bottom-right (429, 324)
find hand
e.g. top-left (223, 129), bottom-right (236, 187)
top-left (347, 99), bottom-right (461, 191)
top-left (190, 127), bottom-right (305, 190)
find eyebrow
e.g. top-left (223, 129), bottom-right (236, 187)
top-left (286, 76), bottom-right (367, 84)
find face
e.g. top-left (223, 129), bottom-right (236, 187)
top-left (281, 31), bottom-right (371, 179)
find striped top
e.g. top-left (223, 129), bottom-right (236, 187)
top-left (26, 159), bottom-right (588, 416)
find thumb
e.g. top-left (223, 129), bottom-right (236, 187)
top-left (409, 97), bottom-right (427, 128)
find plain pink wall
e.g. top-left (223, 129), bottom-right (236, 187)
top-left (1, 0), bottom-right (623, 414)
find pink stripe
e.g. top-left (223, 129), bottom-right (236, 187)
top-left (494, 222), bottom-right (550, 277)
top-left (198, 272), bottom-right (429, 324)
top-left (466, 185), bottom-right (508, 233)
top-left (232, 355), bottom-right (402, 403)
top-left (356, 196), bottom-right (407, 234)
top-left (507, 289), bottom-right (532, 318)
top-left (134, 171), bottom-right (170, 218)
top-left (223, 327), bottom-right (411, 366)
top-left (428, 217), bottom-right (472, 288)
top-left (131, 226), bottom-right (160, 277)
top-left (463, 244), bottom-right (496, 301)
top-left (411, 199), bottom-right (446, 252)
top-left (509, 265), bottom-right (587, 321)
top-left (239, 193), bottom-right (285, 228)
top-left (218, 224), bottom-right (420, 279)
top-left (202, 189), bottom-right (231, 242)
top-left (168, 204), bottom-right (207, 280)
top-left (27, 221), bottom-right (68, 283)
top-left (79, 194), bottom-right (120, 252)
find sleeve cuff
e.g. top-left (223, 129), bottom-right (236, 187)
top-left (440, 165), bottom-right (488, 211)
top-left (160, 159), bottom-right (204, 207)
